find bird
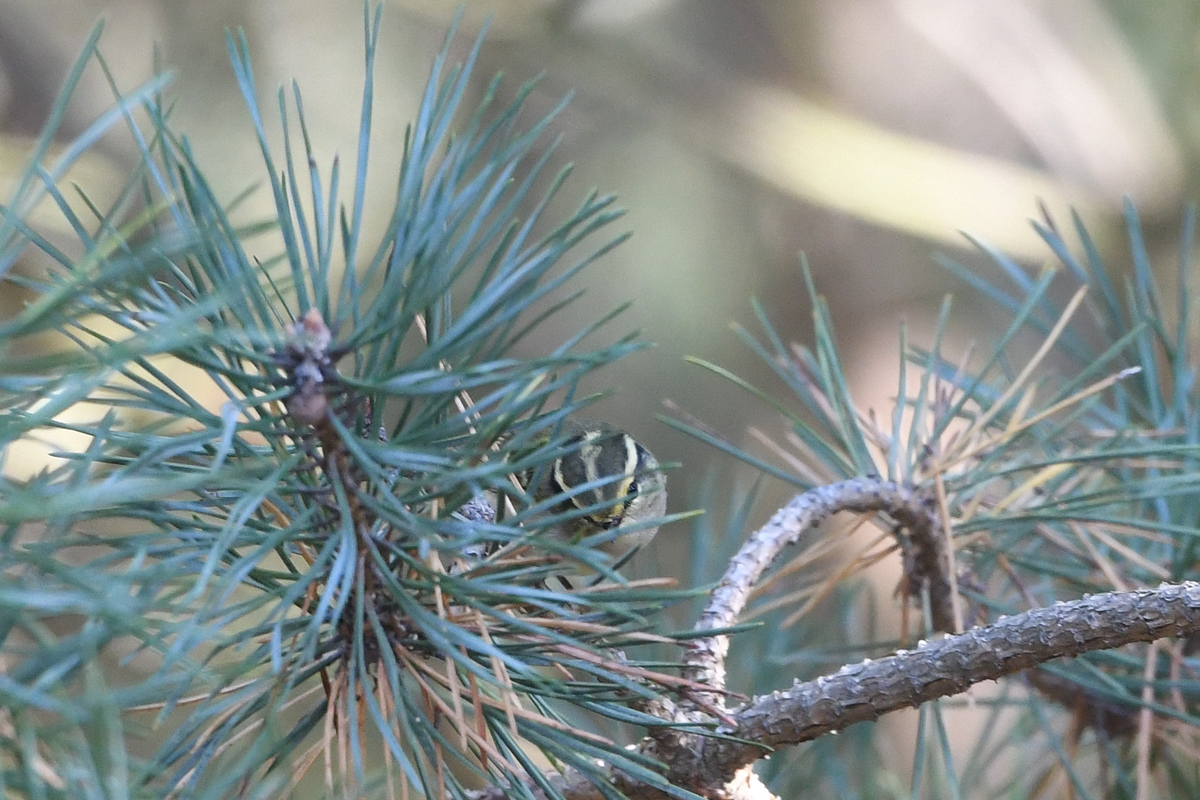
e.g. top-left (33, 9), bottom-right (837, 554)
top-left (451, 418), bottom-right (667, 579)
top-left (528, 417), bottom-right (667, 561)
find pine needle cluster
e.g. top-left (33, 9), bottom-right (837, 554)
top-left (1, 9), bottom-right (695, 799)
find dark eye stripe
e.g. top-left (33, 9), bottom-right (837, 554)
top-left (633, 441), bottom-right (653, 469)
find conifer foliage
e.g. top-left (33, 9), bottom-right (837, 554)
top-left (5, 6), bottom-right (1200, 800)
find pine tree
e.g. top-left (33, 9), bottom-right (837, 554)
top-left (4, 7), bottom-right (1200, 800)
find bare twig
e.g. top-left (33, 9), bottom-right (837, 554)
top-left (682, 477), bottom-right (942, 701)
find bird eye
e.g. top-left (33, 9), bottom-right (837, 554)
top-left (626, 478), bottom-right (639, 496)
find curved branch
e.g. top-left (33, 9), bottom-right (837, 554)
top-left (682, 477), bottom-right (942, 696)
top-left (480, 582), bottom-right (1200, 799)
top-left (704, 582), bottom-right (1200, 774)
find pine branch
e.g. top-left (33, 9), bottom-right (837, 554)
top-left (476, 581), bottom-right (1200, 800)
top-left (722, 582), bottom-right (1200, 768)
top-left (9, 8), bottom-right (1200, 800)
top-left (681, 477), bottom-right (946, 701)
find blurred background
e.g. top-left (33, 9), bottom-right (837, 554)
top-left (3, 0), bottom-right (1197, 788)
